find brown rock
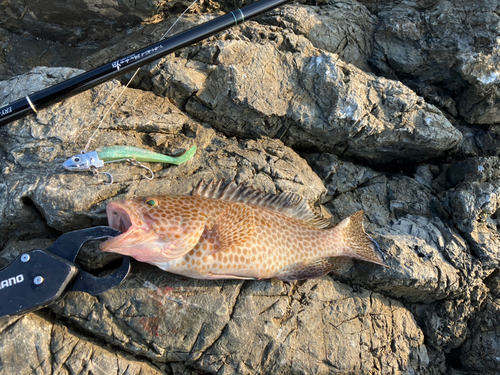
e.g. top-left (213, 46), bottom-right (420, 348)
top-left (0, 0), bottom-right (498, 371)
top-left (0, 313), bottom-right (163, 374)
top-left (50, 264), bottom-right (430, 374)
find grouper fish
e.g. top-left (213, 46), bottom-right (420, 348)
top-left (99, 180), bottom-right (388, 281)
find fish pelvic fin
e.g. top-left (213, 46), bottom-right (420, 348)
top-left (337, 211), bottom-right (388, 267)
top-left (206, 202), bottom-right (255, 255)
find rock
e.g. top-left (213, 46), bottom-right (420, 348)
top-left (362, 0), bottom-right (500, 124)
top-left (456, 49), bottom-right (500, 124)
top-left (459, 296), bottom-right (500, 374)
top-left (440, 158), bottom-right (500, 271)
top-left (485, 269), bottom-right (500, 299)
top-left (50, 264), bottom-right (430, 374)
top-left (446, 156), bottom-right (500, 188)
top-left (0, 66), bottom-right (84, 108)
top-left (304, 152), bottom-right (382, 199)
top-left (307, 153), bottom-right (437, 228)
top-left (261, 2), bottom-right (378, 71)
top-left (455, 124), bottom-right (500, 158)
top-left (445, 181), bottom-right (500, 270)
top-left (0, 28), bottom-right (90, 80)
top-left (0, 0), bottom-right (201, 44)
top-left (308, 152), bottom-right (489, 354)
top-left (146, 23), bottom-right (462, 163)
top-left (0, 0), bottom-right (499, 371)
top-left (0, 312), bottom-right (163, 375)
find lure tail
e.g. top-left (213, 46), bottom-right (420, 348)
top-left (169, 145), bottom-right (197, 165)
top-left (334, 211), bottom-right (388, 267)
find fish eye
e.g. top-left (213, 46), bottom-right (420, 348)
top-left (145, 198), bottom-right (158, 207)
top-left (73, 156), bottom-right (81, 163)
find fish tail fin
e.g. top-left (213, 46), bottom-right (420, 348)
top-left (334, 211), bottom-right (388, 267)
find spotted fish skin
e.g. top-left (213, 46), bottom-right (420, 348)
top-left (100, 180), bottom-right (388, 281)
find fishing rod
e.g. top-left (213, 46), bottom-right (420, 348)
top-left (0, 0), bottom-right (291, 127)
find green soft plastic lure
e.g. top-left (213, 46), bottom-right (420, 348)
top-left (63, 145), bottom-right (197, 183)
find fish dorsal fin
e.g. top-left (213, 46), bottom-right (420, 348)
top-left (192, 180), bottom-right (331, 229)
top-left (207, 202), bottom-right (255, 255)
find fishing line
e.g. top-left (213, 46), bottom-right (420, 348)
top-left (81, 0), bottom-right (200, 154)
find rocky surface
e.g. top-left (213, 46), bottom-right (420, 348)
top-left (1, 0), bottom-right (500, 374)
top-left (361, 0), bottom-right (500, 125)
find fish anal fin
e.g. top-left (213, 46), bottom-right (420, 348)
top-left (339, 211), bottom-right (389, 267)
top-left (206, 202), bottom-right (255, 255)
top-left (276, 258), bottom-right (335, 282)
top-left (207, 272), bottom-right (257, 280)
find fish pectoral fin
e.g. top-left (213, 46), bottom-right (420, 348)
top-left (276, 257), bottom-right (335, 282)
top-left (206, 203), bottom-right (255, 255)
top-left (207, 272), bottom-right (257, 280)
top-left (160, 219), bottom-right (206, 260)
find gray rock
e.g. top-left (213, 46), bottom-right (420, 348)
top-left (305, 152), bottom-right (381, 200)
top-left (147, 24), bottom-right (462, 163)
top-left (0, 0), bottom-right (198, 44)
top-left (362, 0), bottom-right (500, 124)
top-left (0, 312), bottom-right (163, 375)
top-left (485, 269), bottom-right (500, 299)
top-left (307, 153), bottom-right (490, 354)
top-left (446, 156), bottom-right (500, 188)
top-left (375, 216), bottom-right (486, 350)
top-left (261, 2), bottom-right (378, 71)
top-left (0, 0), bottom-right (498, 369)
top-left (459, 296), bottom-right (500, 374)
top-left (0, 28), bottom-right (90, 80)
top-left (445, 178), bottom-right (500, 270)
top-left (0, 66), bottom-right (84, 107)
top-left (455, 124), bottom-right (500, 158)
top-left (306, 152), bottom-right (416, 228)
top-left (456, 49), bottom-right (500, 124)
top-left (50, 264), bottom-right (431, 374)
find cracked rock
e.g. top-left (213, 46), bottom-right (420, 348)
top-left (0, 78), bottom-right (326, 241)
top-left (0, 1), bottom-right (498, 371)
top-left (149, 25), bottom-right (462, 164)
top-left (50, 264), bottom-right (431, 374)
top-left (0, 313), bottom-right (163, 375)
top-left (260, 1), bottom-right (379, 71)
top-left (364, 0), bottom-right (500, 124)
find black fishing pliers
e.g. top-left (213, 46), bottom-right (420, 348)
top-left (0, 226), bottom-right (130, 319)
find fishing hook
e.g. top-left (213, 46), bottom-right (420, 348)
top-left (91, 159), bottom-right (154, 183)
top-left (128, 159), bottom-right (154, 181)
top-left (90, 166), bottom-right (114, 185)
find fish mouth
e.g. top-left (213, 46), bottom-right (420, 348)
top-left (107, 202), bottom-right (133, 233)
top-left (100, 201), bottom-right (150, 254)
